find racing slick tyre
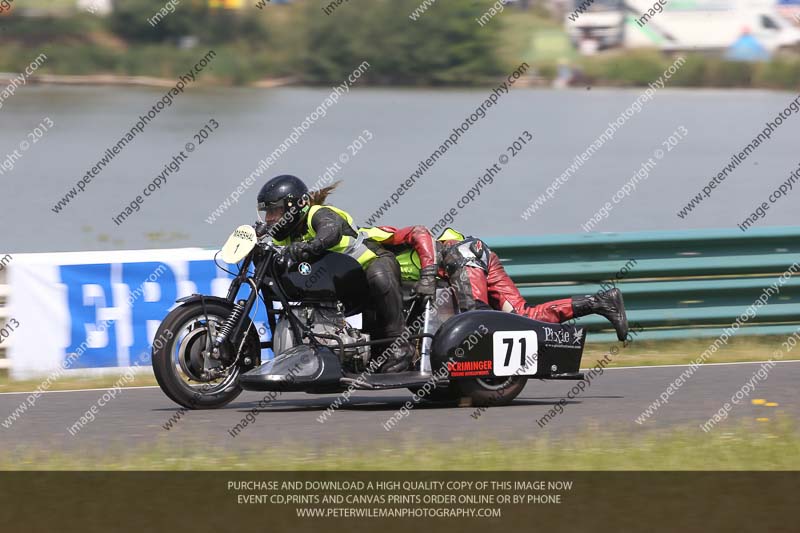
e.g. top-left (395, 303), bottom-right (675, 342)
top-left (453, 376), bottom-right (527, 407)
top-left (152, 300), bottom-right (260, 410)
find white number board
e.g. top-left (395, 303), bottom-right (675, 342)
top-left (220, 225), bottom-right (257, 264)
top-left (492, 331), bottom-right (538, 376)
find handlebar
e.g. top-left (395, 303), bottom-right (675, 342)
top-left (251, 222), bottom-right (301, 270)
top-left (275, 248), bottom-right (294, 270)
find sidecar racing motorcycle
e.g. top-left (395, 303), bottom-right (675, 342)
top-left (151, 224), bottom-right (588, 409)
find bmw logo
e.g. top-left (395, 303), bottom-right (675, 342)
top-left (298, 262), bottom-right (312, 276)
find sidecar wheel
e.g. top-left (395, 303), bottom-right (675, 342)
top-left (454, 376), bottom-right (527, 407)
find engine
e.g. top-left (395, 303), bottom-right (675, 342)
top-left (272, 304), bottom-right (371, 369)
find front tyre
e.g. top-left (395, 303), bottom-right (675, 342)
top-left (453, 376), bottom-right (527, 407)
top-left (152, 300), bottom-right (260, 409)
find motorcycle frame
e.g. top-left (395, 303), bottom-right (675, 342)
top-left (220, 243), bottom-right (434, 372)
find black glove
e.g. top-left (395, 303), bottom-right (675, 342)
top-left (287, 241), bottom-right (314, 262)
top-left (415, 265), bottom-right (438, 298)
top-left (254, 221), bottom-right (269, 239)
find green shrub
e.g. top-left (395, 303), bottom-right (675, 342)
top-left (753, 57), bottom-right (800, 90)
top-left (536, 61), bottom-right (558, 81)
top-left (301, 0), bottom-right (503, 86)
top-left (581, 50), bottom-right (667, 86)
top-left (703, 58), bottom-right (754, 87)
top-left (35, 44), bottom-right (120, 75)
top-left (662, 54), bottom-right (707, 88)
top-left (109, 0), bottom-right (269, 44)
top-left (0, 14), bottom-right (99, 44)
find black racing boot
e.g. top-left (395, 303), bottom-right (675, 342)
top-left (379, 340), bottom-right (415, 373)
top-left (571, 288), bottom-right (629, 342)
top-left (364, 253), bottom-right (415, 373)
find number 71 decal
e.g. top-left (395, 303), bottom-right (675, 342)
top-left (492, 331), bottom-right (538, 376)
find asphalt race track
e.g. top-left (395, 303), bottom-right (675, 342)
top-left (1, 361), bottom-right (798, 451)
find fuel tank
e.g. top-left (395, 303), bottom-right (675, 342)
top-left (273, 251), bottom-right (369, 315)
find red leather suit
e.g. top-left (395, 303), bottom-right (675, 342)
top-left (374, 225), bottom-right (574, 324)
top-left (442, 242), bottom-right (574, 323)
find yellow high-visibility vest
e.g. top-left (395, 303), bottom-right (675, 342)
top-left (277, 205), bottom-right (378, 268)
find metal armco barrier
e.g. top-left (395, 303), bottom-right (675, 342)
top-left (1, 226), bottom-right (799, 378)
top-left (486, 226), bottom-right (800, 342)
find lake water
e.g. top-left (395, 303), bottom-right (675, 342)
top-left (1, 85), bottom-right (798, 253)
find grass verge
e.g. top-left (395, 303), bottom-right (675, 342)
top-left (0, 373), bottom-right (158, 394)
top-left (2, 422), bottom-right (797, 470)
top-left (582, 334), bottom-right (797, 369)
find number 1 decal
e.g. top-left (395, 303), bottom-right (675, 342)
top-left (493, 331), bottom-right (538, 376)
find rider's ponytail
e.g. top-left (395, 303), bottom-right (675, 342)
top-left (307, 180), bottom-right (342, 206)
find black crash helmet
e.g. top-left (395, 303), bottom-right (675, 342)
top-left (256, 174), bottom-right (310, 240)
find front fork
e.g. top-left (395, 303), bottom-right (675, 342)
top-left (207, 256), bottom-right (269, 360)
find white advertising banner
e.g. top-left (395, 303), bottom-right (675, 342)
top-left (6, 248), bottom-right (270, 380)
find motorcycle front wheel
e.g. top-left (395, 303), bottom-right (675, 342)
top-left (152, 300), bottom-right (261, 409)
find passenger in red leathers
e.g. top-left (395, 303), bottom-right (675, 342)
top-left (361, 226), bottom-right (629, 342)
top-left (436, 228), bottom-right (629, 341)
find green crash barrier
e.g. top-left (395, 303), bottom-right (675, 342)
top-left (485, 226), bottom-right (800, 342)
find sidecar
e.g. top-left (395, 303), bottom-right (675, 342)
top-left (239, 308), bottom-right (586, 407)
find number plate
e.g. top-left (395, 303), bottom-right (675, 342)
top-left (492, 331), bottom-right (538, 376)
top-left (220, 225), bottom-right (257, 264)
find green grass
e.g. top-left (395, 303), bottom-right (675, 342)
top-left (11, 0), bottom-right (77, 10)
top-left (0, 373), bottom-right (158, 394)
top-left (582, 334), bottom-right (798, 369)
top-left (3, 422), bottom-right (798, 470)
top-left (497, 8), bottom-right (571, 65)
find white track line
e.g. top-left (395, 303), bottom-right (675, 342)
top-left (1, 360), bottom-right (799, 396)
top-left (0, 385), bottom-right (159, 396)
top-left (584, 359), bottom-right (800, 371)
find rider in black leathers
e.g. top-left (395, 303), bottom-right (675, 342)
top-left (257, 175), bottom-right (414, 373)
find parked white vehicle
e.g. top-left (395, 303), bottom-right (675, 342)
top-left (565, 0), bottom-right (627, 51)
top-left (566, 0), bottom-right (800, 53)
